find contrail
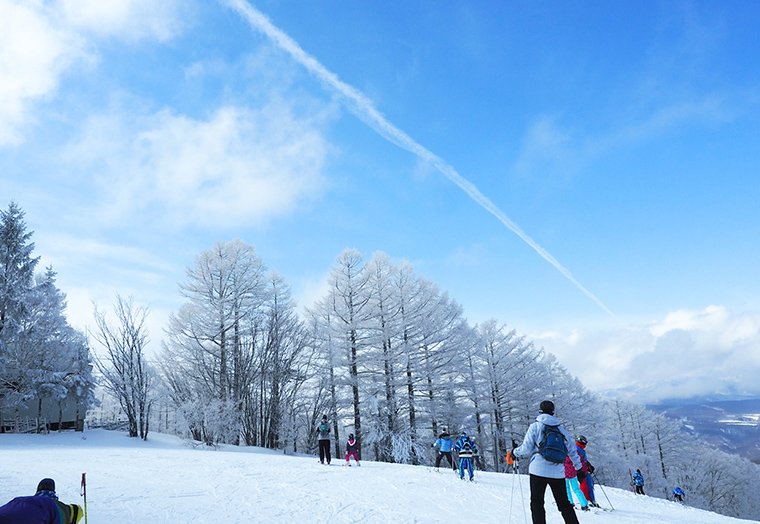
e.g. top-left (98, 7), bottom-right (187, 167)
top-left (221, 0), bottom-right (616, 319)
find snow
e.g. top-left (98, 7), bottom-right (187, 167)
top-left (0, 429), bottom-right (754, 524)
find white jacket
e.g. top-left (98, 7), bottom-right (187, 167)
top-left (514, 413), bottom-right (582, 479)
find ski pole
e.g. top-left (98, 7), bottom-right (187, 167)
top-left (80, 473), bottom-right (88, 524)
top-left (592, 471), bottom-right (614, 511)
top-left (516, 466), bottom-right (528, 524)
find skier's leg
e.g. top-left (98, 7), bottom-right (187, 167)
top-left (565, 479), bottom-right (574, 504)
top-left (435, 452), bottom-right (443, 468)
top-left (568, 478), bottom-right (587, 508)
top-left (587, 473), bottom-right (596, 503)
top-left (579, 477), bottom-right (591, 501)
top-left (458, 459), bottom-right (465, 479)
top-left (548, 477), bottom-right (580, 524)
top-left (319, 441), bottom-right (325, 463)
top-left (529, 474), bottom-right (549, 524)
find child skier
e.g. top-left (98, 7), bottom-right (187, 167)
top-left (506, 439), bottom-right (519, 473)
top-left (673, 487), bottom-right (685, 502)
top-left (564, 456), bottom-right (589, 511)
top-left (345, 433), bottom-right (360, 466)
top-left (454, 431), bottom-right (478, 481)
top-left (574, 435), bottom-right (599, 507)
top-left (432, 428), bottom-right (455, 471)
top-left (632, 469), bottom-right (645, 495)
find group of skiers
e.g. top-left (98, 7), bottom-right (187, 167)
top-left (431, 428), bottom-right (479, 481)
top-left (316, 401), bottom-right (686, 524)
top-left (454, 432), bottom-right (479, 481)
top-left (316, 414), bottom-right (360, 466)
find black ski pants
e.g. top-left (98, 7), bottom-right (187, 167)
top-left (434, 451), bottom-right (455, 469)
top-left (529, 474), bottom-right (579, 524)
top-left (318, 440), bottom-right (331, 464)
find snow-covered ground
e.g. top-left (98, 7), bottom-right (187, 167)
top-left (0, 429), bottom-right (754, 523)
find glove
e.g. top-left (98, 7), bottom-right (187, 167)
top-left (588, 463), bottom-right (595, 474)
top-left (512, 439), bottom-right (519, 448)
top-left (577, 469), bottom-right (587, 483)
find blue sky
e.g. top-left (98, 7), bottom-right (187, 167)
top-left (3, 0), bottom-right (760, 403)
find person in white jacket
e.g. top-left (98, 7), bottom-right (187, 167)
top-left (514, 400), bottom-right (585, 524)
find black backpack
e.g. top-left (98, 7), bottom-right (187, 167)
top-left (538, 424), bottom-right (568, 464)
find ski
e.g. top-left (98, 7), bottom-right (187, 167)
top-left (628, 468), bottom-right (635, 493)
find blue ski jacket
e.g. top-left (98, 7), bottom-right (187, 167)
top-left (433, 436), bottom-right (454, 453)
top-left (0, 494), bottom-right (82, 524)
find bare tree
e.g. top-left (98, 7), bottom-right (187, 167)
top-left (91, 295), bottom-right (154, 439)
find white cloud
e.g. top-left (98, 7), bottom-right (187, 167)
top-left (67, 101), bottom-right (331, 228)
top-left (56, 0), bottom-right (186, 42)
top-left (0, 0), bottom-right (186, 147)
top-left (294, 270), bottom-right (332, 319)
top-left (534, 305), bottom-right (760, 403)
top-left (0, 0), bottom-right (82, 145)
top-left (513, 115), bottom-right (578, 181)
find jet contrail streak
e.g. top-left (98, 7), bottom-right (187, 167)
top-left (222, 0), bottom-right (616, 319)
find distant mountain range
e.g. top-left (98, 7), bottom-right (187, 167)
top-left (647, 397), bottom-right (760, 464)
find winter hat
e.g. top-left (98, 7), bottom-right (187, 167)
top-left (539, 400), bottom-right (555, 415)
top-left (348, 433), bottom-right (354, 440)
top-left (322, 415), bottom-right (327, 420)
top-left (36, 478), bottom-right (55, 493)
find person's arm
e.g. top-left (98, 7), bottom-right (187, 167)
top-left (55, 501), bottom-right (83, 524)
top-left (513, 423), bottom-right (537, 458)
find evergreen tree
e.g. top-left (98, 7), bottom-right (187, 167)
top-left (0, 202), bottom-right (93, 430)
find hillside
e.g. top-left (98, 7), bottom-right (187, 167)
top-left (0, 430), bottom-right (754, 524)
top-left (650, 398), bottom-right (760, 464)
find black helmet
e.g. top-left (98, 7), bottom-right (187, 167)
top-left (576, 435), bottom-right (588, 445)
top-left (349, 433), bottom-right (354, 440)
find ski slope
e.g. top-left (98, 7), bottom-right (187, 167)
top-left (0, 429), bottom-right (753, 523)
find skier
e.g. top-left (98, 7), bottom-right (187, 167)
top-left (564, 455), bottom-right (589, 511)
top-left (454, 431), bottom-right (478, 481)
top-left (0, 478), bottom-right (84, 524)
top-left (506, 450), bottom-right (519, 473)
top-left (673, 486), bottom-right (685, 502)
top-left (317, 414), bottom-right (332, 465)
top-left (574, 435), bottom-right (599, 507)
top-left (632, 469), bottom-right (645, 495)
top-left (514, 400), bottom-right (584, 524)
top-left (345, 433), bottom-right (360, 466)
top-left (431, 428), bottom-right (456, 471)
top-left (506, 439), bottom-right (521, 473)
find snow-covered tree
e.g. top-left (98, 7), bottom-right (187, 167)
top-left (311, 249), bottom-right (373, 455)
top-left (162, 239), bottom-right (266, 444)
top-left (0, 203), bottom-right (93, 431)
top-left (0, 202), bottom-right (40, 415)
top-left (92, 295), bottom-right (154, 439)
